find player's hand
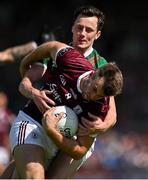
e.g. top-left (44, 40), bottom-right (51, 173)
top-left (42, 107), bottom-right (64, 131)
top-left (78, 112), bottom-right (108, 136)
top-left (86, 112), bottom-right (113, 133)
top-left (77, 116), bottom-right (101, 136)
top-left (32, 89), bottom-right (56, 114)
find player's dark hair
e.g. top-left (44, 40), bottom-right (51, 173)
top-left (73, 5), bottom-right (105, 31)
top-left (93, 62), bottom-right (123, 96)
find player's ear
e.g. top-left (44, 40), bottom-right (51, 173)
top-left (95, 31), bottom-right (101, 40)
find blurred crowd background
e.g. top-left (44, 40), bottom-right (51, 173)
top-left (0, 0), bottom-right (148, 178)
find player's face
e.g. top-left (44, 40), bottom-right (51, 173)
top-left (72, 15), bottom-right (101, 53)
top-left (82, 76), bottom-right (104, 101)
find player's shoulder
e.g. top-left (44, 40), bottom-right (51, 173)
top-left (57, 45), bottom-right (84, 60)
top-left (57, 46), bottom-right (74, 57)
top-left (93, 48), bottom-right (108, 65)
top-left (93, 48), bottom-right (105, 59)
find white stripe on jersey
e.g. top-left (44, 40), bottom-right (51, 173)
top-left (77, 70), bottom-right (92, 93)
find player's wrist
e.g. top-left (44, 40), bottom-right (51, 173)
top-left (31, 87), bottom-right (39, 100)
top-left (42, 119), bottom-right (57, 136)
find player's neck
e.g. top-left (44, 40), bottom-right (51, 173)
top-left (72, 44), bottom-right (93, 56)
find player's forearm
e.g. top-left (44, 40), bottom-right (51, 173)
top-left (20, 43), bottom-right (51, 77)
top-left (19, 77), bottom-right (38, 100)
top-left (103, 96), bottom-right (117, 130)
top-left (0, 42), bottom-right (37, 64)
top-left (44, 126), bottom-right (88, 160)
top-left (11, 41), bottom-right (37, 60)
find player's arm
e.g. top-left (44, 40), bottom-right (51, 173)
top-left (0, 41), bottom-right (37, 63)
top-left (19, 64), bottom-right (56, 113)
top-left (20, 41), bottom-right (68, 77)
top-left (42, 108), bottom-right (95, 160)
top-left (84, 55), bottom-right (116, 134)
top-left (101, 96), bottom-right (117, 130)
top-left (79, 96), bottom-right (116, 136)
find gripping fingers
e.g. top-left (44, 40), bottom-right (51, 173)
top-left (43, 90), bottom-right (56, 106)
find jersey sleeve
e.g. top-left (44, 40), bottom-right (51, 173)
top-left (55, 47), bottom-right (93, 71)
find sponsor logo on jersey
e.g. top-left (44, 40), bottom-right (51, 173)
top-left (49, 83), bottom-right (62, 103)
top-left (60, 75), bottom-right (66, 85)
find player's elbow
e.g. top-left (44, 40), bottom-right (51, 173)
top-left (70, 147), bottom-right (87, 160)
top-left (18, 82), bottom-right (23, 95)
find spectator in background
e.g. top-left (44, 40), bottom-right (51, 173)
top-left (0, 90), bottom-right (15, 176)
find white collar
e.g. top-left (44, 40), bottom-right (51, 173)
top-left (70, 42), bottom-right (93, 57)
top-left (83, 47), bottom-right (93, 57)
top-left (77, 71), bottom-right (92, 93)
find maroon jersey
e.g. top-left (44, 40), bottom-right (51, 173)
top-left (23, 47), bottom-right (109, 124)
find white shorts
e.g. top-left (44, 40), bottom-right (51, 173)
top-left (9, 110), bottom-right (95, 171)
top-left (9, 110), bottom-right (58, 168)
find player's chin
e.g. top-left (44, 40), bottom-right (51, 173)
top-left (77, 43), bottom-right (87, 49)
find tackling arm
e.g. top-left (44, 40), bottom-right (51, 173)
top-left (19, 64), bottom-right (56, 113)
top-left (79, 96), bottom-right (117, 135)
top-left (103, 96), bottom-right (117, 130)
top-left (0, 41), bottom-right (37, 63)
top-left (19, 41), bottom-right (68, 77)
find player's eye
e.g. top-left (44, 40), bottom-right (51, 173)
top-left (76, 25), bottom-right (83, 31)
top-left (85, 27), bottom-right (93, 33)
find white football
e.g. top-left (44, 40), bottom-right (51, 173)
top-left (53, 105), bottom-right (78, 138)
